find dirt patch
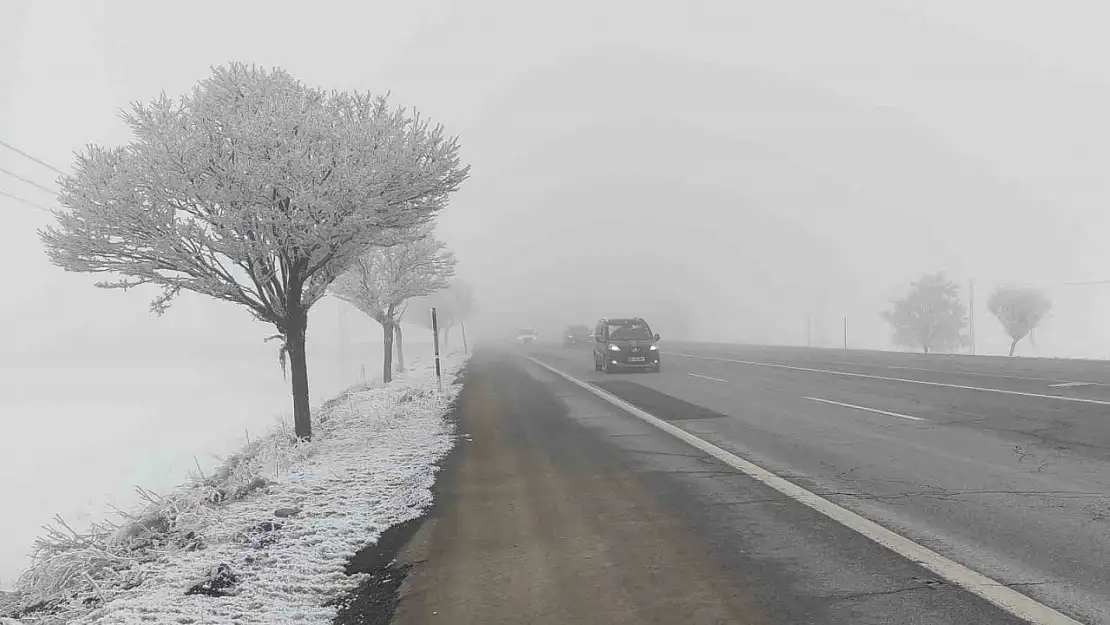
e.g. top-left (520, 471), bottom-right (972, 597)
top-left (329, 515), bottom-right (426, 625)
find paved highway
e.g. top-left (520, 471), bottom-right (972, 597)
top-left (395, 350), bottom-right (1027, 624)
top-left (517, 341), bottom-right (1110, 624)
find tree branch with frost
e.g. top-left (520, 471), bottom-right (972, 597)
top-left (881, 272), bottom-right (968, 353)
top-left (987, 284), bottom-right (1052, 356)
top-left (39, 63), bottom-right (469, 439)
top-left (409, 279), bottom-right (474, 350)
top-left (329, 226), bottom-right (457, 382)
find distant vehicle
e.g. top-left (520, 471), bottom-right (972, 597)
top-left (563, 324), bottom-right (592, 347)
top-left (592, 317), bottom-right (661, 373)
top-left (517, 328), bottom-right (538, 346)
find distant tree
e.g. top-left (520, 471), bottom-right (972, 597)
top-left (882, 272), bottom-right (968, 353)
top-left (987, 285), bottom-right (1052, 356)
top-left (446, 280), bottom-right (474, 350)
top-left (330, 227), bottom-right (456, 383)
top-left (39, 64), bottom-right (469, 440)
top-left (411, 279), bottom-right (474, 351)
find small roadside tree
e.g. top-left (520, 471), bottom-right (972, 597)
top-left (39, 64), bottom-right (469, 440)
top-left (987, 285), bottom-right (1052, 356)
top-left (445, 280), bottom-right (474, 350)
top-left (329, 227), bottom-right (456, 383)
top-left (412, 279), bottom-right (473, 351)
top-left (882, 272), bottom-right (968, 353)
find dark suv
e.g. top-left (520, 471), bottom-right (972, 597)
top-left (593, 317), bottom-right (661, 373)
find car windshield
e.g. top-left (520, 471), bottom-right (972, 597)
top-left (518, 329), bottom-right (534, 335)
top-left (607, 322), bottom-right (653, 340)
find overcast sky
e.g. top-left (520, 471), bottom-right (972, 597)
top-left (5, 0), bottom-right (1110, 357)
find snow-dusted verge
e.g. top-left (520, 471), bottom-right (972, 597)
top-left (1, 354), bottom-right (467, 625)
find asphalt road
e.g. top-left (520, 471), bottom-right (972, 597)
top-left (520, 341), bottom-right (1110, 624)
top-left (392, 350), bottom-right (1032, 625)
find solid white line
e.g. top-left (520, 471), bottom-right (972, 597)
top-left (667, 352), bottom-right (1110, 407)
top-left (688, 373), bottom-right (728, 383)
top-left (805, 396), bottom-right (926, 422)
top-left (526, 356), bottom-right (1081, 625)
top-left (1048, 381), bottom-right (1093, 389)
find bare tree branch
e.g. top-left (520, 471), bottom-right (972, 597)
top-left (330, 226), bottom-right (457, 382)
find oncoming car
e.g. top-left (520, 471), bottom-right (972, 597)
top-left (517, 328), bottom-right (538, 346)
top-left (563, 324), bottom-right (592, 347)
top-left (592, 317), bottom-right (661, 373)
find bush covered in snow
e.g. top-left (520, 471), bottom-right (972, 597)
top-left (1, 354), bottom-right (465, 624)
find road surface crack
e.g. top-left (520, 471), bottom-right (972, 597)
top-left (706, 497), bottom-right (787, 506)
top-left (994, 581), bottom-right (1056, 589)
top-left (917, 489), bottom-right (1093, 499)
top-left (818, 488), bottom-right (1107, 504)
top-left (651, 469), bottom-right (742, 477)
top-left (626, 449), bottom-right (709, 459)
top-left (825, 582), bottom-right (943, 603)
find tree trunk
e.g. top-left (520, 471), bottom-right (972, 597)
top-left (443, 325), bottom-right (452, 352)
top-left (395, 323), bottom-right (405, 373)
top-left (1009, 338), bottom-right (1019, 357)
top-left (382, 314), bottom-right (395, 384)
top-left (923, 344), bottom-right (930, 354)
top-left (286, 307), bottom-right (312, 441)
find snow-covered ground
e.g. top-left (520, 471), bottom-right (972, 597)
top-left (1, 352), bottom-right (466, 625)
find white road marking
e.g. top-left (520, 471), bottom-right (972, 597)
top-left (833, 360), bottom-right (1092, 386)
top-left (1048, 381), bottom-right (1094, 389)
top-left (667, 352), bottom-right (1110, 407)
top-left (527, 356), bottom-right (1082, 625)
top-left (805, 396), bottom-right (926, 422)
top-left (687, 373), bottom-right (728, 383)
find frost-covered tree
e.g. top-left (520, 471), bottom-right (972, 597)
top-left (882, 272), bottom-right (968, 353)
top-left (987, 285), bottom-right (1052, 356)
top-left (411, 279), bottom-right (474, 351)
top-left (330, 227), bottom-right (456, 383)
top-left (39, 64), bottom-right (469, 440)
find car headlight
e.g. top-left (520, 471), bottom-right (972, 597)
top-left (608, 344), bottom-right (621, 352)
top-left (649, 344), bottom-right (658, 351)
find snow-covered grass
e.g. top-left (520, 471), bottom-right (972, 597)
top-left (1, 353), bottom-right (466, 624)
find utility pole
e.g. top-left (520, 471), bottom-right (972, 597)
top-left (969, 278), bottom-right (976, 356)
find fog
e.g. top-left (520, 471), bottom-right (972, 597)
top-left (4, 0), bottom-right (1110, 586)
top-left (432, 2), bottom-right (1110, 354)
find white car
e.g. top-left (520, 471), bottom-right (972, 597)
top-left (517, 328), bottom-right (538, 345)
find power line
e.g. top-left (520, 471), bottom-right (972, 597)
top-left (0, 189), bottom-right (53, 214)
top-left (0, 140), bottom-right (66, 176)
top-left (0, 166), bottom-right (57, 196)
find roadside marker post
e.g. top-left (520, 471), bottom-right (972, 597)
top-left (431, 307), bottom-right (443, 393)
